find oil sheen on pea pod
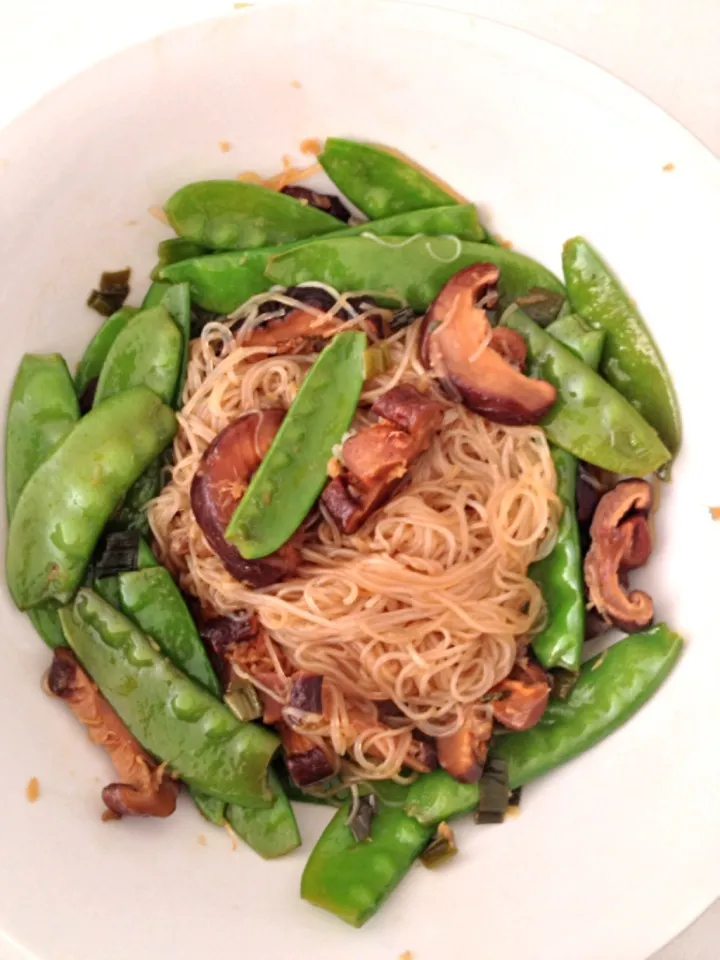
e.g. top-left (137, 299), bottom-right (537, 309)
top-left (319, 138), bottom-right (464, 219)
top-left (164, 180), bottom-right (346, 251)
top-left (6, 386), bottom-right (177, 610)
top-left (490, 624), bottom-right (683, 788)
top-left (302, 801), bottom-right (433, 927)
top-left (74, 307), bottom-right (138, 397)
top-left (93, 305), bottom-right (183, 407)
top-left (529, 315), bottom-right (605, 672)
top-left (60, 589), bottom-right (278, 807)
top-left (225, 331), bottom-right (366, 559)
top-left (225, 770), bottom-right (301, 859)
top-left (501, 307), bottom-right (670, 475)
top-left (265, 235), bottom-right (565, 314)
top-left (563, 238), bottom-right (682, 456)
top-left (118, 566), bottom-right (220, 696)
top-left (5, 354), bottom-right (81, 647)
top-left (159, 203), bottom-right (487, 314)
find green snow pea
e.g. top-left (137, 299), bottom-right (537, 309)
top-left (160, 204), bottom-right (487, 314)
top-left (5, 353), bottom-right (79, 518)
top-left (118, 565), bottom-right (220, 696)
top-left (191, 789), bottom-right (226, 825)
top-left (165, 180), bottom-right (345, 251)
top-left (491, 624), bottom-right (683, 788)
top-left (151, 238), bottom-right (210, 280)
top-left (27, 604), bottom-right (67, 650)
top-left (110, 458), bottom-right (162, 537)
top-left (403, 770), bottom-right (479, 826)
top-left (501, 307), bottom-right (670, 474)
top-left (265, 235), bottom-right (565, 313)
top-left (74, 307), bottom-right (138, 398)
top-left (6, 386), bottom-right (177, 610)
top-left (529, 316), bottom-right (604, 672)
top-left (563, 237), bottom-right (681, 456)
top-left (158, 282), bottom-right (192, 408)
top-left (94, 305), bottom-right (183, 407)
top-left (225, 770), bottom-right (301, 859)
top-left (226, 331), bottom-right (366, 558)
top-left (141, 281), bottom-right (171, 308)
top-left (60, 589), bottom-right (278, 806)
top-left (319, 138), bottom-right (461, 219)
top-left (301, 801), bottom-right (433, 927)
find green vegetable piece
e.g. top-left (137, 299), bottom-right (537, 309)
top-left (28, 604), bottom-right (67, 649)
top-left (266, 235), bottom-right (565, 314)
top-left (6, 386), bottom-right (177, 610)
top-left (273, 763), bottom-right (343, 806)
top-left (94, 305), bottom-right (183, 407)
top-left (473, 757), bottom-right (510, 824)
top-left (319, 138), bottom-right (460, 219)
top-left (404, 770), bottom-right (479, 826)
top-left (165, 180), bottom-right (345, 251)
top-left (152, 238), bottom-right (210, 280)
top-left (6, 354), bottom-right (80, 517)
top-left (563, 237), bottom-right (682, 455)
top-left (490, 624), bottom-right (683, 788)
top-left (94, 576), bottom-right (121, 609)
top-left (545, 313), bottom-right (605, 370)
top-left (301, 801), bottom-right (433, 927)
top-left (5, 354), bottom-right (81, 647)
top-left (60, 589), bottom-right (278, 806)
top-left (160, 204), bottom-right (487, 314)
top-left (225, 770), bottom-right (301, 859)
top-left (226, 331), bottom-right (366, 558)
top-left (159, 283), bottom-right (192, 408)
top-left (137, 537), bottom-right (158, 569)
top-left (501, 307), bottom-right (670, 474)
top-left (141, 281), bottom-right (171, 308)
top-left (111, 458), bottom-right (162, 537)
top-left (529, 316), bottom-right (604, 672)
top-left (191, 789), bottom-right (226, 825)
top-left (119, 566), bottom-right (220, 696)
top-left (74, 307), bottom-right (138, 397)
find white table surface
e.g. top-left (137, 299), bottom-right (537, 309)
top-left (0, 1), bottom-right (717, 957)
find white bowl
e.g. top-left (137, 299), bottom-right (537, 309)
top-left (1, 3), bottom-right (719, 959)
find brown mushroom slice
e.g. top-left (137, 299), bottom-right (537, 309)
top-left (436, 707), bottom-right (493, 784)
top-left (620, 513), bottom-right (653, 570)
top-left (489, 661), bottom-right (550, 732)
top-left (48, 648), bottom-right (179, 819)
top-left (419, 262), bottom-right (557, 425)
top-left (241, 308), bottom-right (342, 350)
top-left (190, 409), bottom-right (301, 586)
top-left (280, 724), bottom-right (337, 787)
top-left (488, 326), bottom-right (528, 372)
top-left (280, 185), bottom-right (352, 222)
top-left (584, 479), bottom-right (654, 632)
top-left (371, 382), bottom-right (445, 437)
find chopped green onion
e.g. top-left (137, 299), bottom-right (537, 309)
top-left (552, 668), bottom-right (579, 700)
top-left (224, 680), bottom-right (263, 722)
top-left (474, 756), bottom-right (510, 824)
top-left (514, 287), bottom-right (565, 327)
top-left (347, 793), bottom-right (377, 843)
top-left (420, 821), bottom-right (457, 869)
top-left (92, 531), bottom-right (141, 579)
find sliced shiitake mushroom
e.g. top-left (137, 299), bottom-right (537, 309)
top-left (419, 263), bottom-right (557, 425)
top-left (436, 706), bottom-right (493, 783)
top-left (280, 185), bottom-right (352, 222)
top-left (584, 479), bottom-right (654, 632)
top-left (489, 660), bottom-right (550, 731)
top-left (48, 648), bottom-right (178, 819)
top-left (190, 409), bottom-right (301, 586)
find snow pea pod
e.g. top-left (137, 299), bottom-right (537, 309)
top-left (301, 801), bottom-right (433, 927)
top-left (160, 204), bottom-right (487, 314)
top-left (60, 589), bottom-right (278, 806)
top-left (94, 305), bottom-right (183, 407)
top-left (563, 238), bottom-right (681, 456)
top-left (151, 237), bottom-right (209, 280)
top-left (404, 770), bottom-right (479, 826)
top-left (530, 316), bottom-right (604, 672)
top-left (226, 331), bottom-right (366, 558)
top-left (110, 458), bottom-right (162, 536)
top-left (501, 307), bottom-right (670, 474)
top-left (191, 789), bottom-right (226, 825)
top-left (265, 235), bottom-right (565, 313)
top-left (225, 770), bottom-right (301, 859)
top-left (6, 353), bottom-right (79, 518)
top-left (141, 281), bottom-right (171, 309)
top-left (491, 624), bottom-right (683, 788)
top-left (165, 180), bottom-right (345, 251)
top-left (74, 307), bottom-right (138, 397)
top-left (159, 282), bottom-right (192, 408)
top-left (119, 566), bottom-right (220, 696)
top-left (319, 138), bottom-right (462, 219)
top-left (6, 386), bottom-right (177, 610)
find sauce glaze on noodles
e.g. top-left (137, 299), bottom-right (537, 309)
top-left (149, 290), bottom-right (559, 782)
